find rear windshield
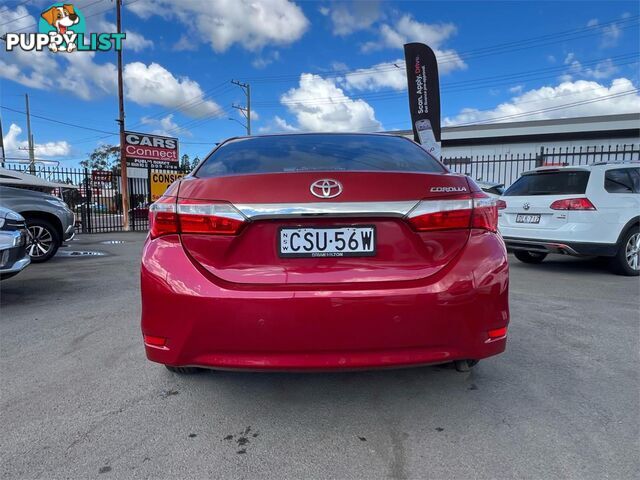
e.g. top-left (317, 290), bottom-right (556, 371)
top-left (504, 171), bottom-right (590, 196)
top-left (196, 134), bottom-right (445, 177)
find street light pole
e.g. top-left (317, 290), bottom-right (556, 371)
top-left (116, 0), bottom-right (130, 230)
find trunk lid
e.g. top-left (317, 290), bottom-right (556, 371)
top-left (177, 172), bottom-right (472, 286)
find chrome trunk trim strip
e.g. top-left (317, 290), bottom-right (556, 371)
top-left (234, 201), bottom-right (420, 220)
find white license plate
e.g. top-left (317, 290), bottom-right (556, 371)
top-left (516, 214), bottom-right (541, 224)
top-left (279, 226), bottom-right (376, 258)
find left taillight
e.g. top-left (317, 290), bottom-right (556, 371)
top-left (149, 197), bottom-right (246, 238)
top-left (149, 196), bottom-right (178, 238)
top-left (406, 194), bottom-right (498, 233)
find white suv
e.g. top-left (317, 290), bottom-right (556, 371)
top-left (498, 162), bottom-right (639, 276)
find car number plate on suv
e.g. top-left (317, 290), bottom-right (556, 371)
top-left (516, 214), bottom-right (541, 224)
top-left (279, 226), bottom-right (376, 258)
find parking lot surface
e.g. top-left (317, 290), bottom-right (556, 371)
top-left (1, 232), bottom-right (638, 479)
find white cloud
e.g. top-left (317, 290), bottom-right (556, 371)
top-left (252, 51), bottom-right (280, 69)
top-left (96, 20), bottom-right (153, 52)
top-left (444, 78), bottom-right (640, 126)
top-left (586, 18), bottom-right (623, 48)
top-left (360, 15), bottom-right (466, 74)
top-left (279, 73), bottom-right (382, 132)
top-left (320, 1), bottom-right (382, 36)
top-left (140, 114), bottom-right (190, 137)
top-left (258, 115), bottom-right (299, 134)
top-left (124, 62), bottom-right (224, 118)
top-left (563, 53), bottom-right (619, 81)
top-left (509, 85), bottom-right (524, 94)
top-left (3, 124), bottom-right (71, 159)
top-left (173, 35), bottom-right (198, 52)
top-left (340, 59), bottom-right (406, 91)
top-left (127, 0), bottom-right (309, 52)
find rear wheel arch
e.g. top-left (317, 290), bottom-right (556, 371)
top-left (616, 216), bottom-right (640, 248)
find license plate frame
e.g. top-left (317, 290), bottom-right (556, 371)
top-left (278, 225), bottom-right (376, 258)
top-left (515, 214), bottom-right (541, 224)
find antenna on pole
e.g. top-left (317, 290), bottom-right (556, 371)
top-left (231, 80), bottom-right (251, 136)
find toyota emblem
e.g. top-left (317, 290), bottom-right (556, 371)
top-left (310, 179), bottom-right (343, 199)
top-left (523, 202), bottom-right (530, 210)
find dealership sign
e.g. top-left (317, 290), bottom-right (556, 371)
top-left (150, 171), bottom-right (185, 202)
top-left (124, 131), bottom-right (179, 168)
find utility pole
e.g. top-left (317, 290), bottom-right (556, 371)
top-left (0, 113), bottom-right (5, 167)
top-left (115, 0), bottom-right (130, 230)
top-left (231, 80), bottom-right (251, 136)
top-left (25, 94), bottom-right (35, 173)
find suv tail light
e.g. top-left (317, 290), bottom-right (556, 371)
top-left (149, 197), bottom-right (246, 238)
top-left (549, 198), bottom-right (596, 210)
top-left (407, 194), bottom-right (498, 233)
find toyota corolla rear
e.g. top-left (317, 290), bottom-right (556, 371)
top-left (141, 134), bottom-right (509, 371)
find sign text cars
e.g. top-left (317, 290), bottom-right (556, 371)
top-left (124, 131), bottom-right (179, 168)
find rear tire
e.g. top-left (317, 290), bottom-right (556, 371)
top-left (610, 227), bottom-right (640, 276)
top-left (514, 250), bottom-right (547, 264)
top-left (165, 365), bottom-right (204, 374)
top-left (25, 218), bottom-right (60, 263)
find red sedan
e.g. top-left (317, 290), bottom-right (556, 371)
top-left (141, 133), bottom-right (509, 373)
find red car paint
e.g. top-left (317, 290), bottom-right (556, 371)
top-left (141, 134), bottom-right (509, 371)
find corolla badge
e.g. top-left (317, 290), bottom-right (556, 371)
top-left (430, 186), bottom-right (467, 193)
top-left (310, 179), bottom-right (343, 199)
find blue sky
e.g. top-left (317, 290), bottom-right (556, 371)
top-left (0, 0), bottom-right (638, 167)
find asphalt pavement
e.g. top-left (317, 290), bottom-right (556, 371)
top-left (1, 232), bottom-right (638, 479)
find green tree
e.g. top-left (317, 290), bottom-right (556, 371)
top-left (180, 153), bottom-right (191, 172)
top-left (191, 155), bottom-right (201, 170)
top-left (80, 145), bottom-right (120, 171)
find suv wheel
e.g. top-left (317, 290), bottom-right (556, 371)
top-left (26, 219), bottom-right (60, 263)
top-left (514, 250), bottom-right (547, 264)
top-left (611, 227), bottom-right (640, 276)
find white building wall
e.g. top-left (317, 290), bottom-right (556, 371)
top-left (439, 137), bottom-right (639, 159)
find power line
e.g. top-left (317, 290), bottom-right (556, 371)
top-left (246, 15), bottom-right (640, 84)
top-left (0, 105), bottom-right (115, 134)
top-left (450, 89), bottom-right (639, 126)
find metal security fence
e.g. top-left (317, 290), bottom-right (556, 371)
top-left (443, 144), bottom-right (640, 188)
top-left (3, 163), bottom-right (187, 233)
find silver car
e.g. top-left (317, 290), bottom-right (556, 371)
top-left (0, 186), bottom-right (75, 262)
top-left (0, 207), bottom-right (30, 279)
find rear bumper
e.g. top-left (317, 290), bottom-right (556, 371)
top-left (503, 237), bottom-right (618, 257)
top-left (140, 232), bottom-right (510, 371)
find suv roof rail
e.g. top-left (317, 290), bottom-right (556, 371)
top-left (589, 160), bottom-right (640, 166)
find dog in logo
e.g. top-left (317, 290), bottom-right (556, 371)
top-left (40, 4), bottom-right (79, 52)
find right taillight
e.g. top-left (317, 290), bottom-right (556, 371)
top-left (549, 198), bottom-right (596, 210)
top-left (496, 199), bottom-right (507, 210)
top-left (149, 197), bottom-right (246, 238)
top-left (406, 195), bottom-right (498, 233)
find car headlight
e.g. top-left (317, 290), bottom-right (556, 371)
top-left (0, 217), bottom-right (5, 229)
